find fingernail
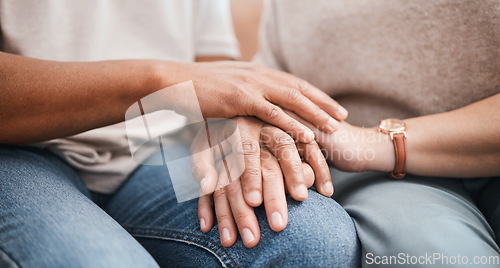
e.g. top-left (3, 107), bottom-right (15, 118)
top-left (271, 212), bottom-right (284, 228)
top-left (200, 218), bottom-right (206, 230)
top-left (322, 181), bottom-right (334, 196)
top-left (242, 228), bottom-right (255, 244)
top-left (338, 106), bottom-right (348, 119)
top-left (247, 190), bottom-right (262, 205)
top-left (326, 118), bottom-right (340, 133)
top-left (295, 184), bottom-right (308, 199)
top-left (222, 228), bottom-right (231, 242)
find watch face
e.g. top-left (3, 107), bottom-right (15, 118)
top-left (379, 118), bottom-right (406, 132)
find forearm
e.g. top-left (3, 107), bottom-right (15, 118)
top-left (0, 52), bottom-right (178, 144)
top-left (366, 94), bottom-right (500, 178)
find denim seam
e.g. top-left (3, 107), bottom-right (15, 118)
top-left (124, 226), bottom-right (238, 268)
top-left (132, 234), bottom-right (228, 268)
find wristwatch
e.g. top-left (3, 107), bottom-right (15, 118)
top-left (378, 118), bottom-right (407, 179)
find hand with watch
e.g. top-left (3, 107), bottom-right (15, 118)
top-left (286, 92), bottom-right (500, 180)
top-left (377, 118), bottom-right (407, 179)
top-left (287, 111), bottom-right (407, 178)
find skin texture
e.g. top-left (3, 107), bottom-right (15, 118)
top-left (230, 0), bottom-right (263, 61)
top-left (0, 53), bottom-right (339, 248)
top-left (194, 117), bottom-right (332, 248)
top-left (199, 93), bottom-right (500, 248)
top-left (291, 94), bottom-right (500, 177)
top-left (0, 52), bottom-right (347, 144)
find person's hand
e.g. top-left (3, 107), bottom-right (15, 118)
top-left (287, 111), bottom-right (383, 172)
top-left (168, 61), bottom-right (348, 143)
top-left (192, 116), bottom-right (333, 206)
top-left (197, 148), bottom-right (316, 248)
top-left (193, 117), bottom-right (333, 247)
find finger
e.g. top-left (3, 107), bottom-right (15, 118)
top-left (226, 180), bottom-right (261, 248)
top-left (250, 101), bottom-right (315, 143)
top-left (296, 80), bottom-right (348, 121)
top-left (298, 142), bottom-right (334, 197)
top-left (260, 148), bottom-right (288, 232)
top-left (277, 165), bottom-right (313, 192)
top-left (265, 87), bottom-right (340, 133)
top-left (215, 152), bottom-right (232, 191)
top-left (191, 126), bottom-right (219, 195)
top-left (213, 187), bottom-right (238, 247)
top-left (239, 136), bottom-right (263, 206)
top-left (229, 118), bottom-right (263, 207)
top-left (221, 156), bottom-right (261, 248)
top-left (198, 195), bottom-right (214, 233)
top-left (266, 71), bottom-right (348, 121)
top-left (301, 162), bottom-right (315, 189)
top-left (284, 162), bottom-right (314, 192)
top-left (262, 126), bottom-right (308, 201)
top-left (284, 110), bottom-right (321, 136)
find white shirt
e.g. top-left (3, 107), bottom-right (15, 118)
top-left (0, 0), bottom-right (240, 193)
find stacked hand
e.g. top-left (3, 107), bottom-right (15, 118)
top-left (192, 116), bottom-right (338, 248)
top-left (167, 60), bottom-right (349, 247)
top-left (170, 61), bottom-right (348, 143)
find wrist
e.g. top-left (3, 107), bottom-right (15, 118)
top-left (150, 60), bottom-right (186, 90)
top-left (362, 127), bottom-right (395, 172)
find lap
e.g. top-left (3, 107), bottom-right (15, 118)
top-left (0, 146), bottom-right (158, 268)
top-left (479, 179), bottom-right (500, 245)
top-left (104, 149), bottom-right (360, 268)
top-left (332, 169), bottom-right (500, 267)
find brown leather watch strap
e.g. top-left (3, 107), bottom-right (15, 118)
top-left (390, 133), bottom-right (406, 179)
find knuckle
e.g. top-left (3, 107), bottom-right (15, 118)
top-left (244, 167), bottom-right (261, 179)
top-left (233, 212), bottom-right (250, 225)
top-left (286, 89), bottom-right (303, 103)
top-left (216, 214), bottom-right (233, 226)
top-left (294, 79), bottom-right (309, 93)
top-left (213, 188), bottom-right (226, 199)
top-left (265, 105), bottom-right (283, 121)
top-left (274, 135), bottom-right (296, 149)
top-left (284, 119), bottom-right (298, 133)
top-left (247, 99), bottom-right (262, 115)
top-left (275, 132), bottom-right (295, 145)
top-left (261, 167), bottom-right (282, 182)
top-left (310, 106), bottom-right (324, 120)
top-left (225, 182), bottom-right (242, 196)
top-left (290, 161), bottom-right (303, 174)
top-left (241, 139), bottom-right (260, 155)
top-left (264, 195), bottom-right (283, 206)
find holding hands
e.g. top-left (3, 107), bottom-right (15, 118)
top-left (192, 116), bottom-right (336, 248)
top-left (165, 60), bottom-right (349, 248)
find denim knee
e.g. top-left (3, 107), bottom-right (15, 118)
top-left (250, 190), bottom-right (360, 267)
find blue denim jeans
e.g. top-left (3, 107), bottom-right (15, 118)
top-left (0, 146), bottom-right (360, 267)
